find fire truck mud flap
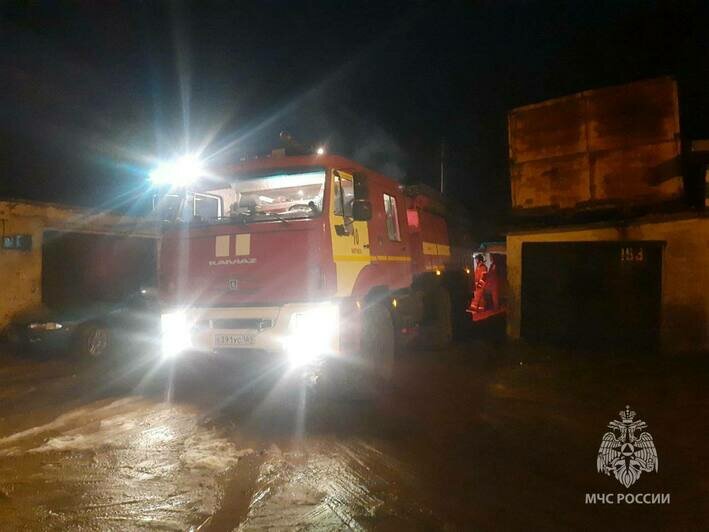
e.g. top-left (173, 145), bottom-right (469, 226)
top-left (322, 303), bottom-right (394, 401)
top-left (418, 285), bottom-right (453, 350)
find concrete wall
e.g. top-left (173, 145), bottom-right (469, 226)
top-left (507, 214), bottom-right (709, 352)
top-left (0, 200), bottom-right (155, 328)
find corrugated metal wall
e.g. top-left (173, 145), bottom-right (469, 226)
top-left (508, 77), bottom-right (683, 211)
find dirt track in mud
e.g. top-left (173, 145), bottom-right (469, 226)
top-left (0, 338), bottom-right (707, 530)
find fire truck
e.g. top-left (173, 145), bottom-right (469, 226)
top-left (154, 151), bottom-right (472, 396)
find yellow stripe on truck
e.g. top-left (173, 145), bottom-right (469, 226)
top-left (329, 170), bottom-right (371, 297)
top-left (436, 244), bottom-right (451, 256)
top-left (333, 255), bottom-right (411, 262)
top-left (422, 241), bottom-right (451, 257)
top-left (422, 241), bottom-right (437, 255)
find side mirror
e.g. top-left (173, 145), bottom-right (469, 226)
top-left (352, 199), bottom-right (372, 221)
top-left (353, 173), bottom-right (369, 200)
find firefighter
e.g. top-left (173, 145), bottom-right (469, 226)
top-left (470, 253), bottom-right (488, 311)
top-left (485, 254), bottom-right (499, 310)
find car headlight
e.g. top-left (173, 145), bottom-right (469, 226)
top-left (28, 322), bottom-right (63, 331)
top-left (285, 303), bottom-right (338, 367)
top-left (160, 310), bottom-right (191, 357)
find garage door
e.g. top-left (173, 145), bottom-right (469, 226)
top-left (521, 241), bottom-right (662, 350)
top-left (42, 231), bottom-right (157, 308)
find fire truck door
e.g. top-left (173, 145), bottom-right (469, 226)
top-left (330, 170), bottom-right (371, 297)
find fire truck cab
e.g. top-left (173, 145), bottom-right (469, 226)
top-left (156, 153), bottom-right (463, 395)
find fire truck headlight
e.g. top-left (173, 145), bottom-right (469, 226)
top-left (286, 304), bottom-right (338, 367)
top-left (160, 310), bottom-right (191, 357)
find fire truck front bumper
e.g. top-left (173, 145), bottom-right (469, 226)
top-left (158, 302), bottom-right (340, 370)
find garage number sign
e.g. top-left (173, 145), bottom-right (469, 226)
top-left (620, 247), bottom-right (644, 263)
top-left (2, 234), bottom-right (32, 251)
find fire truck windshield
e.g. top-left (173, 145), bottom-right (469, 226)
top-left (158, 169), bottom-right (326, 224)
top-left (224, 170), bottom-right (325, 221)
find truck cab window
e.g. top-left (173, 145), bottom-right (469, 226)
top-left (153, 193), bottom-right (183, 222)
top-left (333, 173), bottom-right (354, 217)
top-left (383, 193), bottom-right (401, 241)
top-left (193, 193), bottom-right (221, 220)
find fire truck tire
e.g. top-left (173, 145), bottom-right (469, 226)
top-left (427, 286), bottom-right (452, 349)
top-left (440, 270), bottom-right (473, 339)
top-left (361, 302), bottom-right (395, 382)
top-left (326, 303), bottom-right (394, 400)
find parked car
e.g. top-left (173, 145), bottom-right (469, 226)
top-left (3, 289), bottom-right (159, 357)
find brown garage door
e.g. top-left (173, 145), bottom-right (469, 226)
top-left (521, 241), bottom-right (663, 350)
top-left (42, 231), bottom-right (157, 308)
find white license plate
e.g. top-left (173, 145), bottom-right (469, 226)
top-left (214, 334), bottom-right (254, 347)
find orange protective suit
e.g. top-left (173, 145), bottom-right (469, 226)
top-left (470, 262), bottom-right (488, 311)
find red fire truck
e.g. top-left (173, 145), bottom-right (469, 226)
top-left (155, 151), bottom-right (471, 395)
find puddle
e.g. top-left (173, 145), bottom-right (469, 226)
top-left (0, 397), bottom-right (441, 530)
top-left (0, 396), bottom-right (250, 530)
top-left (237, 439), bottom-right (436, 531)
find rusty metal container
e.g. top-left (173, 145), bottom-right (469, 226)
top-left (508, 77), bottom-right (683, 211)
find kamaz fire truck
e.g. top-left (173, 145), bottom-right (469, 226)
top-left (154, 150), bottom-right (472, 395)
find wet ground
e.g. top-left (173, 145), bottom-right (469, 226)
top-left (0, 331), bottom-right (708, 531)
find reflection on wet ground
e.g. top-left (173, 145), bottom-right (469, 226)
top-left (0, 354), bottom-right (441, 530)
top-left (0, 342), bottom-right (707, 530)
top-left (0, 397), bottom-right (244, 529)
top-left (235, 440), bottom-right (427, 531)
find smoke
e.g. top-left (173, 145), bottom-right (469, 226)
top-left (270, 100), bottom-right (409, 181)
top-left (350, 121), bottom-right (407, 181)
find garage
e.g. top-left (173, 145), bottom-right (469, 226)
top-left (520, 241), bottom-right (663, 350)
top-left (0, 200), bottom-right (159, 329)
top-left (42, 230), bottom-right (156, 309)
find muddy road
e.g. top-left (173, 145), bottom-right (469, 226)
top-left (0, 339), bottom-right (707, 530)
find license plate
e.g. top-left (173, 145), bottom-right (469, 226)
top-left (214, 334), bottom-right (254, 347)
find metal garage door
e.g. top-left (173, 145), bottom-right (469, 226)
top-left (521, 241), bottom-right (663, 350)
top-left (42, 231), bottom-right (157, 308)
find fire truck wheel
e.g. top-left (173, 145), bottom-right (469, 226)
top-left (361, 302), bottom-right (395, 382)
top-left (428, 286), bottom-right (452, 349)
top-left (325, 303), bottom-right (394, 401)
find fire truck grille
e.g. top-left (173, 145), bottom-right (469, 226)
top-left (199, 318), bottom-right (273, 330)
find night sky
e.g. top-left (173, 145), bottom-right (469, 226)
top-left (1, 0), bottom-right (708, 237)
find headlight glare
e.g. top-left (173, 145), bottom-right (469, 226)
top-left (160, 310), bottom-right (191, 357)
top-left (285, 304), bottom-right (338, 367)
